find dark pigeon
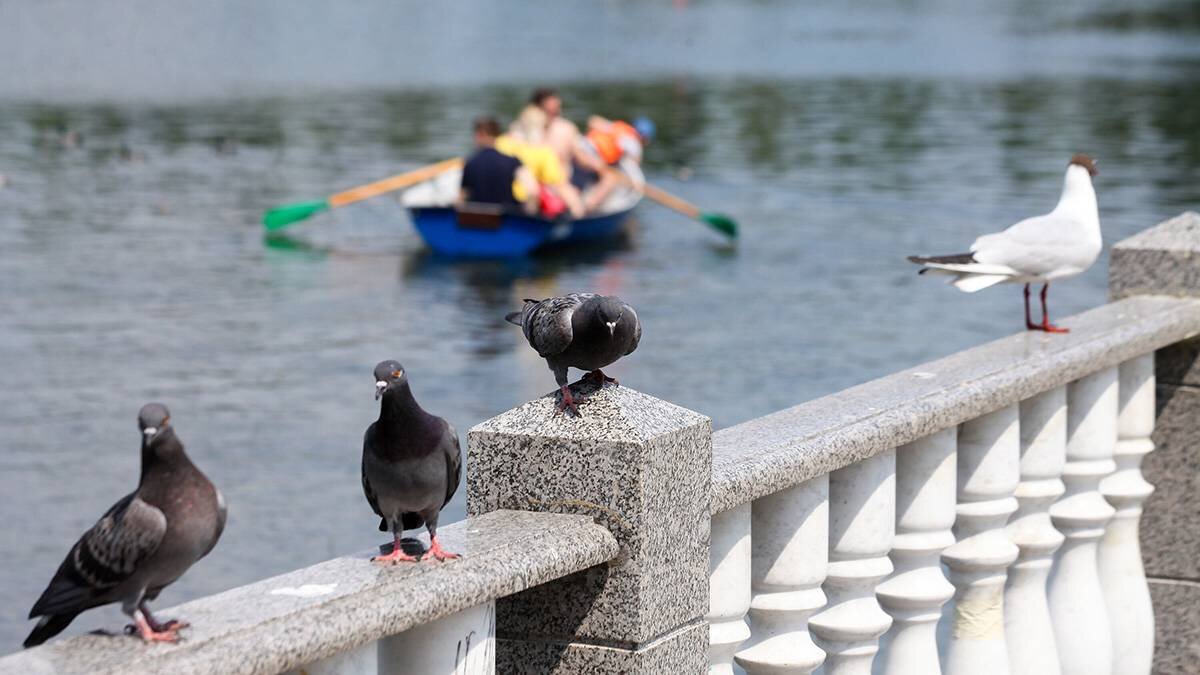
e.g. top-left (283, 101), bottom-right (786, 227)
top-left (505, 293), bottom-right (641, 414)
top-left (25, 404), bottom-right (226, 647)
top-left (362, 361), bottom-right (462, 563)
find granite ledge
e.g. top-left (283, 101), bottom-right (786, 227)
top-left (1111, 211), bottom-right (1200, 253)
top-left (0, 510), bottom-right (619, 675)
top-left (712, 295), bottom-right (1200, 514)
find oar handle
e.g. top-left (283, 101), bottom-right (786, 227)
top-left (328, 157), bottom-right (464, 207)
top-left (640, 182), bottom-right (701, 219)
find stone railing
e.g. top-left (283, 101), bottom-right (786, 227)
top-left (3, 212), bottom-right (1198, 674)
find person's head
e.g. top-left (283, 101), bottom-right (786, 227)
top-left (472, 116), bottom-right (502, 147)
top-left (530, 87), bottom-right (562, 119)
top-left (510, 105), bottom-right (548, 144)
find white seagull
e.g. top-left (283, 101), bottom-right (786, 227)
top-left (908, 154), bottom-right (1101, 333)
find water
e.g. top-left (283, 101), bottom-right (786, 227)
top-left (1, 0), bottom-right (1198, 649)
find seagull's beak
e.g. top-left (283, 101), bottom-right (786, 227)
top-left (375, 380), bottom-right (388, 401)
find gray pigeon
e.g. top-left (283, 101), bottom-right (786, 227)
top-left (362, 361), bottom-right (462, 563)
top-left (505, 293), bottom-right (641, 414)
top-left (25, 404), bottom-right (226, 647)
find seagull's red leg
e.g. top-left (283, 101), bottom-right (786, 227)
top-left (1040, 283), bottom-right (1069, 333)
top-left (421, 534), bottom-right (460, 561)
top-left (372, 533), bottom-right (419, 564)
top-left (132, 609), bottom-right (180, 643)
top-left (1024, 284), bottom-right (1039, 330)
top-left (584, 369), bottom-right (619, 386)
top-left (558, 385), bottom-right (581, 415)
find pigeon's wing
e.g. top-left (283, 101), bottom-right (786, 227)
top-left (624, 304), bottom-right (641, 355)
top-left (441, 421), bottom-right (463, 509)
top-left (524, 293), bottom-right (595, 357)
top-left (361, 425), bottom-right (387, 531)
top-left (200, 489), bottom-right (227, 559)
top-left (29, 493), bottom-right (167, 618)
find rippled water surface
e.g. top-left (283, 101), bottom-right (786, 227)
top-left (1, 0), bottom-right (1199, 648)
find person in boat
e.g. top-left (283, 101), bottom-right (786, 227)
top-left (531, 89), bottom-right (611, 202)
top-left (496, 106), bottom-right (586, 219)
top-left (574, 114), bottom-right (656, 213)
top-left (459, 116), bottom-right (539, 215)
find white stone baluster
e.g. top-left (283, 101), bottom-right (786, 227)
top-left (1100, 354), bottom-right (1156, 675)
top-left (939, 406), bottom-right (1020, 675)
top-left (378, 601), bottom-right (495, 675)
top-left (811, 449), bottom-right (896, 675)
top-left (286, 643), bottom-right (378, 675)
top-left (709, 502), bottom-right (752, 674)
top-left (876, 430), bottom-right (956, 675)
top-left (736, 477), bottom-right (829, 674)
top-left (1006, 387), bottom-right (1066, 674)
top-left (1049, 368), bottom-right (1118, 675)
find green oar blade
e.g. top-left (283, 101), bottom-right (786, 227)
top-left (263, 200), bottom-right (330, 231)
top-left (700, 212), bottom-right (738, 239)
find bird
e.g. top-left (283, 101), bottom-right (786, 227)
top-left (505, 293), bottom-right (641, 414)
top-left (907, 154), bottom-right (1100, 333)
top-left (362, 361), bottom-right (462, 564)
top-left (25, 404), bottom-right (226, 647)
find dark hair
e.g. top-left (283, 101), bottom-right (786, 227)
top-left (473, 116), bottom-right (501, 137)
top-left (530, 88), bottom-right (559, 106)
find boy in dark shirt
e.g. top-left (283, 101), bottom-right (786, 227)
top-left (459, 117), bottom-right (539, 214)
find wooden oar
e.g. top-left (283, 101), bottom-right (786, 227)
top-left (610, 169), bottom-right (738, 239)
top-left (263, 157), bottom-right (464, 231)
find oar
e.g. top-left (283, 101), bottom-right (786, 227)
top-left (609, 169), bottom-right (738, 238)
top-left (263, 157), bottom-right (464, 231)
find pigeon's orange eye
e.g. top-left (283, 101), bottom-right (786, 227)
top-left (391, 370), bottom-right (403, 378)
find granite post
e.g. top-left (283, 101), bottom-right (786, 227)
top-left (467, 381), bottom-right (712, 673)
top-left (1109, 211), bottom-right (1200, 674)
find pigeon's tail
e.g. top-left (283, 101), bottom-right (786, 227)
top-left (23, 613), bottom-right (77, 648)
top-left (504, 311), bottom-right (523, 326)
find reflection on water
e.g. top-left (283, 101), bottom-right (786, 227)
top-left (1, 0), bottom-right (1200, 649)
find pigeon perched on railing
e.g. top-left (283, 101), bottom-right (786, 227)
top-left (362, 361), bottom-right (462, 563)
top-left (24, 404), bottom-right (226, 647)
top-left (506, 293), bottom-right (642, 414)
top-left (908, 153), bottom-right (1101, 333)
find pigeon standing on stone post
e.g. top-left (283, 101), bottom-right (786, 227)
top-left (908, 154), bottom-right (1101, 332)
top-left (505, 293), bottom-right (641, 414)
top-left (24, 404), bottom-right (226, 647)
top-left (362, 360), bottom-right (462, 563)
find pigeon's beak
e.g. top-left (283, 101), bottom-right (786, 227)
top-left (606, 320), bottom-right (617, 336)
top-left (142, 427), bottom-right (158, 441)
top-left (375, 380), bottom-right (388, 401)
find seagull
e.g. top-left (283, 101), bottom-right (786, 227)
top-left (25, 404), bottom-right (226, 647)
top-left (362, 361), bottom-right (462, 564)
top-left (908, 154), bottom-right (1101, 333)
top-left (506, 293), bottom-right (641, 414)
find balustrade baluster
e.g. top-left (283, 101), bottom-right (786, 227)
top-left (811, 449), bottom-right (896, 675)
top-left (709, 503), bottom-right (752, 674)
top-left (736, 477), bottom-right (830, 674)
top-left (939, 406), bottom-right (1020, 675)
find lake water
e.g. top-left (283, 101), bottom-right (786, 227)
top-left (1, 0), bottom-right (1198, 649)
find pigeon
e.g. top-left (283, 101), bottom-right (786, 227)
top-left (25, 404), bottom-right (226, 647)
top-left (362, 361), bottom-right (462, 563)
top-left (908, 154), bottom-right (1101, 333)
top-left (505, 293), bottom-right (641, 414)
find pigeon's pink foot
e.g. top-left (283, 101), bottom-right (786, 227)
top-left (373, 536), bottom-right (419, 564)
top-left (422, 535), bottom-right (460, 562)
top-left (558, 385), bottom-right (581, 415)
top-left (133, 612), bottom-right (180, 643)
top-left (584, 369), bottom-right (619, 387)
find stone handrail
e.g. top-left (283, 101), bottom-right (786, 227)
top-left (0, 511), bottom-right (618, 675)
top-left (710, 294), bottom-right (1200, 514)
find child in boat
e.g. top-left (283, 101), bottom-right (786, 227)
top-left (496, 106), bottom-right (585, 219)
top-left (459, 116), bottom-right (539, 215)
top-left (575, 115), bottom-right (656, 213)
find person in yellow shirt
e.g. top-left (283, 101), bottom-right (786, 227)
top-left (496, 106), bottom-right (585, 219)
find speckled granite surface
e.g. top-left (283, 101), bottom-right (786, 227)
top-left (1148, 579), bottom-right (1200, 675)
top-left (1145, 384), bottom-right (1200, 580)
top-left (494, 620), bottom-right (708, 674)
top-left (710, 295), bottom-right (1200, 514)
top-left (1110, 211), bottom-right (1200, 300)
top-left (468, 381), bottom-right (711, 647)
top-left (0, 510), bottom-right (617, 675)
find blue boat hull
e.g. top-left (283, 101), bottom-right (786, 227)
top-left (409, 207), bottom-right (633, 258)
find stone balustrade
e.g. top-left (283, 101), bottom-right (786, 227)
top-left (4, 213), bottom-right (1199, 674)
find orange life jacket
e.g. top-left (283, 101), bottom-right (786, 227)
top-left (586, 120), bottom-right (640, 165)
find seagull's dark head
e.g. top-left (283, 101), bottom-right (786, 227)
top-left (1070, 153), bottom-right (1098, 177)
top-left (138, 403), bottom-right (171, 444)
top-left (373, 360), bottom-right (407, 400)
top-left (596, 296), bottom-right (625, 336)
